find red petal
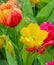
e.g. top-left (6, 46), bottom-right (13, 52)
top-left (26, 48), bottom-right (37, 53)
top-left (38, 47), bottom-right (45, 54)
top-left (43, 40), bottom-right (54, 48)
top-left (7, 8), bottom-right (22, 27)
top-left (38, 40), bottom-right (54, 54)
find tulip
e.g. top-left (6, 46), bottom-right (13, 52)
top-left (40, 22), bottom-right (54, 42)
top-left (20, 23), bottom-right (48, 53)
top-left (39, 22), bottom-right (54, 54)
top-left (0, 0), bottom-right (22, 27)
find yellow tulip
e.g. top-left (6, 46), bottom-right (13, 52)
top-left (20, 23), bottom-right (48, 49)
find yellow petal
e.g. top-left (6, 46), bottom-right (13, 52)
top-left (31, 0), bottom-right (40, 4)
top-left (21, 28), bottom-right (31, 37)
top-left (20, 36), bottom-right (35, 47)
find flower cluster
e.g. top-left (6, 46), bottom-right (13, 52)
top-left (0, 0), bottom-right (22, 27)
top-left (20, 22), bottom-right (54, 54)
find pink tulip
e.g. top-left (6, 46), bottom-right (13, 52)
top-left (46, 60), bottom-right (54, 65)
top-left (40, 22), bottom-right (54, 42)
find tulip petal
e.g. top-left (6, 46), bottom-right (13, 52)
top-left (46, 60), bottom-right (54, 65)
top-left (26, 47), bottom-right (37, 53)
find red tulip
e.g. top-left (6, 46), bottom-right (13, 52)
top-left (0, 0), bottom-right (22, 27)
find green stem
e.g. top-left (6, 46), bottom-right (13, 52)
top-left (26, 52), bottom-right (38, 65)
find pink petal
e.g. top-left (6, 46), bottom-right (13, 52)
top-left (43, 40), bottom-right (54, 48)
top-left (40, 22), bottom-right (54, 42)
top-left (38, 47), bottom-right (45, 54)
top-left (46, 60), bottom-right (54, 65)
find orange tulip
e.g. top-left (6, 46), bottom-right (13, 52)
top-left (0, 0), bottom-right (22, 27)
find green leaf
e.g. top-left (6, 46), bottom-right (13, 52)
top-left (20, 0), bottom-right (36, 22)
top-left (13, 43), bottom-right (22, 65)
top-left (3, 0), bottom-right (7, 2)
top-left (21, 45), bottom-right (38, 65)
top-left (37, 51), bottom-right (52, 65)
top-left (5, 50), bottom-right (17, 65)
top-left (36, 0), bottom-right (54, 24)
top-left (0, 0), bottom-right (4, 4)
top-left (48, 11), bottom-right (54, 24)
top-left (21, 46), bottom-right (29, 65)
top-left (41, 0), bottom-right (51, 3)
top-left (34, 59), bottom-right (41, 65)
top-left (26, 53), bottom-right (38, 65)
top-left (49, 49), bottom-right (54, 60)
top-left (21, 0), bottom-right (33, 17)
top-left (0, 60), bottom-right (8, 65)
top-left (0, 0), bottom-right (7, 4)
top-left (6, 27), bottom-right (20, 48)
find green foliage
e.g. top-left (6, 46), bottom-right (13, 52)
top-left (0, 60), bottom-right (8, 65)
top-left (48, 11), bottom-right (54, 24)
top-left (0, 0), bottom-right (54, 65)
top-left (36, 0), bottom-right (54, 24)
top-left (5, 50), bottom-right (17, 65)
top-left (41, 0), bottom-right (51, 3)
top-left (0, 0), bottom-right (7, 3)
top-left (37, 51), bottom-right (52, 65)
top-left (13, 43), bottom-right (22, 65)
